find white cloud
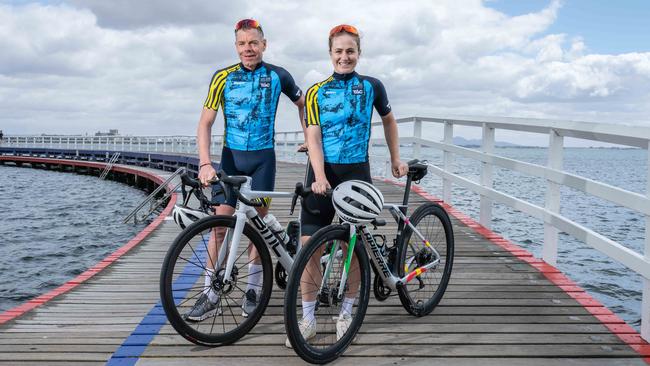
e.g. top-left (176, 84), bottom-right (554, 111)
top-left (1, 0), bottom-right (650, 138)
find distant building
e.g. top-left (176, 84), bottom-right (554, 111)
top-left (95, 129), bottom-right (119, 136)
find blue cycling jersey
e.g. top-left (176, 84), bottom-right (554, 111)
top-left (305, 71), bottom-right (391, 164)
top-left (203, 62), bottom-right (302, 151)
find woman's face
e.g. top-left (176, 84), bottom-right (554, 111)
top-left (329, 34), bottom-right (359, 74)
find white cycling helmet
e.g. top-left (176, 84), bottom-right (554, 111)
top-left (332, 180), bottom-right (384, 224)
top-left (172, 205), bottom-right (210, 229)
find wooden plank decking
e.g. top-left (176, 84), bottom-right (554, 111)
top-left (0, 160), bottom-right (647, 365)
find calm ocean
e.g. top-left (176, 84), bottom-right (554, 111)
top-left (0, 165), bottom-right (148, 312)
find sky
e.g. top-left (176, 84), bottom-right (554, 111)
top-left (1, 0), bottom-right (650, 146)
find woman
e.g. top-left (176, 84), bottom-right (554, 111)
top-left (287, 24), bottom-right (408, 348)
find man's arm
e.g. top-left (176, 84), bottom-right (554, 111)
top-left (197, 108), bottom-right (218, 185)
top-left (293, 94), bottom-right (307, 151)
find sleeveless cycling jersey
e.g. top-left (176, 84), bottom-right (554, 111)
top-left (305, 71), bottom-right (391, 164)
top-left (203, 62), bottom-right (302, 151)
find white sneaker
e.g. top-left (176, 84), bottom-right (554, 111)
top-left (336, 313), bottom-right (355, 342)
top-left (285, 318), bottom-right (317, 348)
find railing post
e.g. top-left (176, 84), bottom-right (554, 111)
top-left (282, 133), bottom-right (288, 162)
top-left (543, 129), bottom-right (563, 265)
top-left (479, 123), bottom-right (495, 228)
top-left (413, 117), bottom-right (422, 159)
top-left (443, 121), bottom-right (453, 203)
top-left (294, 132), bottom-right (301, 162)
top-left (642, 141), bottom-right (650, 342)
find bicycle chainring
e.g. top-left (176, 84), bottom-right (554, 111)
top-left (373, 274), bottom-right (392, 301)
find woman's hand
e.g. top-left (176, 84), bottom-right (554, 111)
top-left (297, 143), bottom-right (308, 152)
top-left (311, 178), bottom-right (331, 195)
top-left (392, 160), bottom-right (409, 178)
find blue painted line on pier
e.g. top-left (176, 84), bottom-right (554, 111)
top-left (106, 239), bottom-right (208, 366)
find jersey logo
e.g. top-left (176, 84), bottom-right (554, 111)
top-left (231, 73), bottom-right (247, 82)
top-left (259, 76), bottom-right (271, 88)
top-left (352, 84), bottom-right (365, 95)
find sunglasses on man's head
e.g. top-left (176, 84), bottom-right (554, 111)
top-left (235, 19), bottom-right (262, 31)
top-left (329, 24), bottom-right (359, 37)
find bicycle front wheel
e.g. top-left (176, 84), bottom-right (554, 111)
top-left (396, 202), bottom-right (454, 316)
top-left (284, 224), bottom-right (370, 364)
top-left (160, 215), bottom-right (273, 346)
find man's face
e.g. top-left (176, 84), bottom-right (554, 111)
top-left (235, 28), bottom-right (266, 69)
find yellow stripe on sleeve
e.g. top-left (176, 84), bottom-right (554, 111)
top-left (305, 76), bottom-right (333, 127)
top-left (203, 64), bottom-right (241, 111)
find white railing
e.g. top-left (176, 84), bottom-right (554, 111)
top-left (3, 116), bottom-right (649, 340)
top-left (1, 134), bottom-right (308, 163)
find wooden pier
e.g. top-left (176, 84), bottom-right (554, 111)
top-left (0, 158), bottom-right (648, 365)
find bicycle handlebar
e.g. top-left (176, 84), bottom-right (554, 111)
top-left (291, 182), bottom-right (332, 216)
top-left (179, 171), bottom-right (328, 213)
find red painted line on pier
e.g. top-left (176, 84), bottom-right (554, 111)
top-left (0, 157), bottom-right (177, 324)
top-left (378, 177), bottom-right (650, 362)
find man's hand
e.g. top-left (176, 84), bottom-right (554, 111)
top-left (392, 160), bottom-right (409, 178)
top-left (297, 143), bottom-right (308, 152)
top-left (199, 164), bottom-right (217, 186)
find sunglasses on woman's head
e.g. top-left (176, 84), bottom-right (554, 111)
top-left (329, 24), bottom-right (359, 37)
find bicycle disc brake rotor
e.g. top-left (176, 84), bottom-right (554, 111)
top-left (213, 267), bottom-right (238, 296)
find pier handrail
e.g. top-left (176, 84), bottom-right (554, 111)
top-left (123, 167), bottom-right (184, 224)
top-left (99, 152), bottom-right (121, 180)
top-left (3, 115), bottom-right (650, 341)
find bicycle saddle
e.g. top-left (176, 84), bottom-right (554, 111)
top-left (407, 159), bottom-right (428, 181)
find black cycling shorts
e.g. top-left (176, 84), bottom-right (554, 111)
top-left (212, 146), bottom-right (276, 207)
top-left (300, 161), bottom-right (372, 236)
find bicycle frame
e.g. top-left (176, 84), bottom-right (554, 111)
top-left (326, 203), bottom-right (442, 299)
top-left (214, 177), bottom-right (295, 285)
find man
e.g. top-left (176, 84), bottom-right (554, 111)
top-left (187, 18), bottom-right (305, 321)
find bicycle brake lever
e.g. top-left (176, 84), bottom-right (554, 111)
top-left (290, 193), bottom-right (299, 215)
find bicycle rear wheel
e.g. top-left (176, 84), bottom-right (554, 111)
top-left (160, 215), bottom-right (273, 346)
top-left (284, 224), bottom-right (370, 364)
top-left (396, 202), bottom-right (454, 316)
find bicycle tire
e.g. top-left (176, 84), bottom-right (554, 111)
top-left (396, 202), bottom-right (454, 316)
top-left (284, 224), bottom-right (370, 364)
top-left (160, 215), bottom-right (273, 346)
